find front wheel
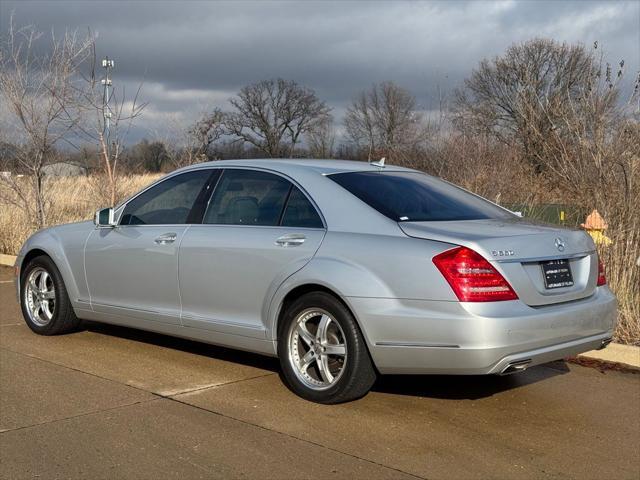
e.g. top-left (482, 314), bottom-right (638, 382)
top-left (20, 255), bottom-right (80, 335)
top-left (278, 292), bottom-right (376, 404)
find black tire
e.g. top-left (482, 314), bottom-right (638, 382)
top-left (20, 255), bottom-right (80, 335)
top-left (278, 291), bottom-right (376, 404)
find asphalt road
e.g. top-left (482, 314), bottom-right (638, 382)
top-left (1, 266), bottom-right (638, 479)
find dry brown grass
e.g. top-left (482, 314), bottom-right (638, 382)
top-left (0, 174), bottom-right (161, 255)
top-left (600, 225), bottom-right (640, 346)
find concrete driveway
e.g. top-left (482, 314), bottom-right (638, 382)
top-left (1, 266), bottom-right (638, 479)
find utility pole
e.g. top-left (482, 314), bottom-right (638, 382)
top-left (101, 57), bottom-right (115, 158)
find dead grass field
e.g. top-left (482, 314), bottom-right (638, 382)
top-left (0, 172), bottom-right (637, 345)
top-left (0, 174), bottom-right (161, 255)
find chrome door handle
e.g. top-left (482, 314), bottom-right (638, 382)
top-left (275, 233), bottom-right (306, 247)
top-left (154, 233), bottom-right (177, 245)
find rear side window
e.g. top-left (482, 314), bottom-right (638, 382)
top-left (121, 170), bottom-right (210, 225)
top-left (281, 187), bottom-right (323, 228)
top-left (204, 169), bottom-right (291, 226)
top-left (329, 171), bottom-right (512, 222)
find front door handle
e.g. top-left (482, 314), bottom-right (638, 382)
top-left (275, 233), bottom-right (306, 247)
top-left (154, 233), bottom-right (177, 245)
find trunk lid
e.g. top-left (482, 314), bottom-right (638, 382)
top-left (400, 219), bottom-right (599, 306)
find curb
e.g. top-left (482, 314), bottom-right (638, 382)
top-left (578, 343), bottom-right (640, 370)
top-left (0, 254), bottom-right (16, 267)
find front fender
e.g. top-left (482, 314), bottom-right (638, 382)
top-left (17, 222), bottom-right (93, 309)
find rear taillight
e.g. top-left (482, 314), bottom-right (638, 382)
top-left (432, 246), bottom-right (518, 302)
top-left (597, 258), bottom-right (607, 286)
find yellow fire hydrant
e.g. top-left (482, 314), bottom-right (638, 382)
top-left (580, 210), bottom-right (612, 246)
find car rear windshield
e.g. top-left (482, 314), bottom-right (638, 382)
top-left (329, 171), bottom-right (513, 222)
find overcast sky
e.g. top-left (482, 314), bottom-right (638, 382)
top-left (1, 0), bottom-right (639, 143)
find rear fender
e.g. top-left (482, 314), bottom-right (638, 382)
top-left (266, 256), bottom-right (394, 343)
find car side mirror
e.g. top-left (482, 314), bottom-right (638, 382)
top-left (94, 207), bottom-right (116, 227)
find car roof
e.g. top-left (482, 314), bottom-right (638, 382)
top-left (179, 158), bottom-right (416, 176)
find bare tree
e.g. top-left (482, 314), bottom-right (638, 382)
top-left (190, 108), bottom-right (226, 160)
top-left (306, 115), bottom-right (335, 158)
top-left (125, 139), bottom-right (169, 172)
top-left (149, 110), bottom-right (225, 171)
top-left (526, 46), bottom-right (639, 212)
top-left (74, 44), bottom-right (146, 206)
top-left (344, 81), bottom-right (425, 161)
top-left (0, 20), bottom-right (92, 228)
top-left (344, 91), bottom-right (377, 159)
top-left (453, 38), bottom-right (606, 171)
top-left (225, 78), bottom-right (330, 157)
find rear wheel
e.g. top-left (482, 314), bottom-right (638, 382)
top-left (20, 255), bottom-right (80, 335)
top-left (278, 292), bottom-right (376, 403)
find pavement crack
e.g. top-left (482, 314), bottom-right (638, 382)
top-left (0, 398), bottom-right (161, 434)
top-left (0, 346), bottom-right (165, 399)
top-left (164, 372), bottom-right (277, 397)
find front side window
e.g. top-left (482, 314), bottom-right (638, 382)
top-left (329, 171), bottom-right (513, 222)
top-left (203, 169), bottom-right (291, 226)
top-left (120, 170), bottom-right (210, 225)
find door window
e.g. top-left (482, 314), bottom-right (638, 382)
top-left (120, 170), bottom-right (211, 225)
top-left (281, 187), bottom-right (323, 228)
top-left (203, 169), bottom-right (291, 226)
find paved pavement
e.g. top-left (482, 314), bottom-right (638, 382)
top-left (1, 266), bottom-right (638, 479)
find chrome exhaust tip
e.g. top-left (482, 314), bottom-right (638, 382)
top-left (598, 338), bottom-right (613, 350)
top-left (500, 359), bottom-right (532, 375)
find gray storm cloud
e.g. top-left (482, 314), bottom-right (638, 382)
top-left (1, 0), bottom-right (638, 141)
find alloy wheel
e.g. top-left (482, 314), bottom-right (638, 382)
top-left (287, 308), bottom-right (347, 390)
top-left (24, 267), bottom-right (56, 326)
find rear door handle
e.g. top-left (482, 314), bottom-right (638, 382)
top-left (154, 233), bottom-right (177, 245)
top-left (275, 233), bottom-right (306, 247)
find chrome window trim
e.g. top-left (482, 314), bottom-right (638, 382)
top-left (114, 165), bottom-right (326, 230)
top-left (186, 223), bottom-right (326, 231)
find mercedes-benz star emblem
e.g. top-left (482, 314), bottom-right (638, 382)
top-left (554, 237), bottom-right (566, 252)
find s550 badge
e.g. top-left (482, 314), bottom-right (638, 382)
top-left (492, 250), bottom-right (515, 257)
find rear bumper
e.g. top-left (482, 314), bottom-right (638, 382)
top-left (348, 286), bottom-right (617, 375)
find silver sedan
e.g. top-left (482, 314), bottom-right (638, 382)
top-left (15, 159), bottom-right (617, 403)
